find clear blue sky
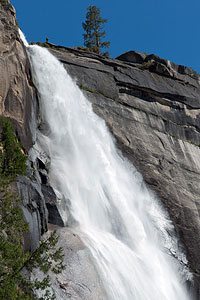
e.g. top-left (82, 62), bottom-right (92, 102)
top-left (10, 0), bottom-right (200, 73)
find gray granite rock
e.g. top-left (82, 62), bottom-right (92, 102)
top-left (0, 0), bottom-right (38, 150)
top-left (32, 227), bottom-right (107, 300)
top-left (47, 46), bottom-right (200, 297)
top-left (42, 184), bottom-right (65, 227)
top-left (0, 1), bottom-right (47, 253)
top-left (116, 50), bottom-right (146, 64)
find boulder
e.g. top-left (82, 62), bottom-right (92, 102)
top-left (42, 184), bottom-right (64, 227)
top-left (116, 50), bottom-right (146, 64)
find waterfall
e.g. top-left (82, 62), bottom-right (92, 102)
top-left (20, 31), bottom-right (191, 300)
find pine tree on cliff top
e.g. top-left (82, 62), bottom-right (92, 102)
top-left (82, 5), bottom-right (110, 56)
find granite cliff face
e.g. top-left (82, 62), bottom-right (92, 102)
top-left (1, 0), bottom-right (200, 298)
top-left (47, 45), bottom-right (200, 297)
top-left (0, 0), bottom-right (48, 252)
top-left (0, 0), bottom-right (35, 149)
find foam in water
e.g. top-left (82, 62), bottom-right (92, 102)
top-left (19, 29), bottom-right (29, 48)
top-left (21, 31), bottom-right (192, 300)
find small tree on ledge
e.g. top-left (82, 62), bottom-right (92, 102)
top-left (82, 5), bottom-right (110, 56)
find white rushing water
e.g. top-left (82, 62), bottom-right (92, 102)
top-left (20, 31), bottom-right (191, 300)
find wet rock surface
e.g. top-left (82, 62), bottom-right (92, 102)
top-left (42, 185), bottom-right (65, 227)
top-left (32, 227), bottom-right (107, 300)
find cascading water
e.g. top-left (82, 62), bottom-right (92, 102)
top-left (20, 31), bottom-right (192, 300)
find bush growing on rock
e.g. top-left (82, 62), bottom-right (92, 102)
top-left (0, 116), bottom-right (27, 177)
top-left (0, 116), bottom-right (65, 299)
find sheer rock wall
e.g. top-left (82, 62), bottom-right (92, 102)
top-left (0, 0), bottom-right (47, 252)
top-left (49, 45), bottom-right (200, 297)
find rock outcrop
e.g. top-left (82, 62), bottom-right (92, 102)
top-left (0, 0), bottom-right (37, 149)
top-left (45, 45), bottom-right (200, 297)
top-left (32, 227), bottom-right (107, 300)
top-left (0, 0), bottom-right (48, 252)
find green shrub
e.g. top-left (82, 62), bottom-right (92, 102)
top-left (0, 185), bottom-right (65, 300)
top-left (0, 117), bottom-right (27, 178)
top-left (1, 0), bottom-right (9, 4)
top-left (77, 46), bottom-right (90, 51)
top-left (0, 117), bottom-right (65, 299)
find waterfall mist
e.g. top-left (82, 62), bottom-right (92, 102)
top-left (20, 29), bottom-right (191, 299)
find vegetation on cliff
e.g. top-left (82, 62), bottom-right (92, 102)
top-left (0, 117), bottom-right (65, 300)
top-left (0, 117), bottom-right (27, 178)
